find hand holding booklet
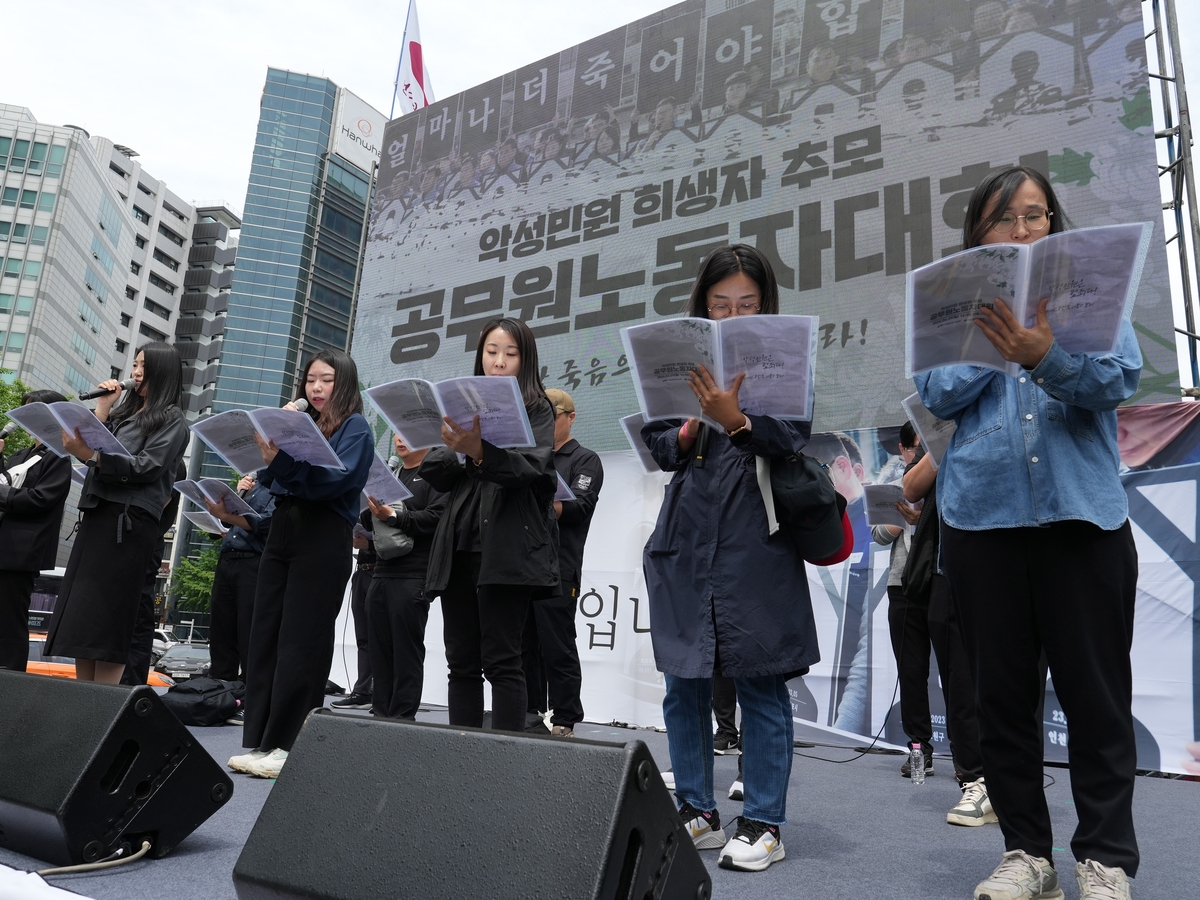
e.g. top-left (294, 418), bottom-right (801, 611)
top-left (190, 408), bottom-right (345, 475)
top-left (173, 478), bottom-right (256, 517)
top-left (362, 452), bottom-right (414, 506)
top-left (4, 401), bottom-right (133, 459)
top-left (863, 483), bottom-right (918, 529)
top-left (364, 376), bottom-right (535, 450)
top-left (620, 315), bottom-right (817, 427)
top-left (906, 222), bottom-right (1152, 376)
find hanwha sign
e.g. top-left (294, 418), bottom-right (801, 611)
top-left (331, 88), bottom-right (387, 171)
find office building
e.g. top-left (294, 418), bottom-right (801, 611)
top-left (206, 68), bottom-right (383, 422)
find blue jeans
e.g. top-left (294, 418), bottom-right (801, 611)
top-left (662, 673), bottom-right (794, 825)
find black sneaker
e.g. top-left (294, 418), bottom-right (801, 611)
top-left (331, 693), bottom-right (372, 710)
top-left (679, 801), bottom-right (726, 850)
top-left (900, 742), bottom-right (934, 778)
top-left (713, 730), bottom-right (741, 755)
top-left (225, 707), bottom-right (244, 726)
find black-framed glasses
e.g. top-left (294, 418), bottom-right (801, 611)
top-left (992, 208), bottom-right (1053, 234)
top-left (707, 302), bottom-right (761, 319)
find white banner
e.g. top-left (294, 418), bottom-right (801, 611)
top-left (332, 451), bottom-right (1198, 776)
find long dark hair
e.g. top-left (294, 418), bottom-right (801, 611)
top-left (294, 349), bottom-right (363, 438)
top-left (109, 341), bottom-right (183, 435)
top-left (962, 165), bottom-right (1069, 250)
top-left (685, 243), bottom-right (780, 318)
top-left (473, 317), bottom-right (547, 410)
top-left (23, 389), bottom-right (67, 406)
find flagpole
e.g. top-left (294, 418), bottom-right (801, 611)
top-left (389, 0), bottom-right (415, 119)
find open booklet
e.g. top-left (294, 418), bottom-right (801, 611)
top-left (619, 412), bottom-right (660, 474)
top-left (5, 401), bottom-right (133, 459)
top-left (183, 509), bottom-right (229, 536)
top-left (906, 222), bottom-right (1152, 377)
top-left (364, 376), bottom-right (535, 450)
top-left (190, 408), bottom-right (345, 476)
top-left (863, 483), bottom-right (919, 529)
top-left (902, 392), bottom-right (957, 470)
top-left (621, 315), bottom-right (817, 428)
top-left (173, 478), bottom-right (256, 518)
top-left (362, 452), bottom-right (414, 507)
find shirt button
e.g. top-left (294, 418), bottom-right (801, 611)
top-left (1031, 457), bottom-right (1039, 463)
top-left (1026, 414), bottom-right (1033, 420)
top-left (1019, 377), bottom-right (1027, 384)
top-left (1037, 378), bottom-right (1045, 384)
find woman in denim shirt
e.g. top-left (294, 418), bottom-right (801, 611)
top-left (915, 167), bottom-right (1141, 900)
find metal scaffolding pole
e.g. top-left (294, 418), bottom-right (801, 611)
top-left (1151, 0), bottom-right (1200, 392)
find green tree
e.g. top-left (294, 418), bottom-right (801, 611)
top-left (0, 369), bottom-right (36, 455)
top-left (169, 543), bottom-right (222, 612)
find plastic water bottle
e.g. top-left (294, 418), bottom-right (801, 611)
top-left (910, 742), bottom-right (926, 785)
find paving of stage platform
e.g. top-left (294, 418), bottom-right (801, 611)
top-left (2, 701), bottom-right (1194, 900)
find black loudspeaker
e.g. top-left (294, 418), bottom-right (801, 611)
top-left (0, 670), bottom-right (233, 865)
top-left (234, 710), bottom-right (712, 900)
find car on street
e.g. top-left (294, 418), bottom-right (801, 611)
top-left (26, 635), bottom-right (175, 687)
top-left (153, 643), bottom-right (212, 681)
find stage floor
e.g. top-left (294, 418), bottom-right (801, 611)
top-left (2, 702), bottom-right (1194, 899)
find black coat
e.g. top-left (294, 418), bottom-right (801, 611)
top-left (0, 445), bottom-right (72, 572)
top-left (81, 410), bottom-right (190, 517)
top-left (421, 397), bottom-right (558, 595)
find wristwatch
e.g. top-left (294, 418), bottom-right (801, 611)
top-left (84, 450), bottom-right (101, 469)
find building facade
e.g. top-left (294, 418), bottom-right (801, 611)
top-left (206, 69), bottom-right (382, 422)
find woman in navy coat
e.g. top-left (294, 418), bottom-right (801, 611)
top-left (642, 244), bottom-right (819, 873)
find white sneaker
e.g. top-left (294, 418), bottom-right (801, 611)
top-left (975, 850), bottom-right (1064, 900)
top-left (246, 748), bottom-right (289, 779)
top-left (948, 778), bottom-right (999, 826)
top-left (661, 770), bottom-right (675, 790)
top-left (228, 749), bottom-right (269, 773)
top-left (718, 818), bottom-right (785, 872)
top-left (728, 776), bottom-right (744, 801)
top-left (678, 801), bottom-right (726, 850)
top-left (1075, 860), bottom-right (1132, 900)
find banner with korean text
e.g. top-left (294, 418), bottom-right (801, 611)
top-left (353, 0), bottom-right (1177, 452)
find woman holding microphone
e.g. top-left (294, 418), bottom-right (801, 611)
top-left (229, 349), bottom-right (373, 779)
top-left (45, 341), bottom-right (189, 683)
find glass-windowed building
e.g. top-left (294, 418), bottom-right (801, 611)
top-left (206, 69), bottom-right (382, 422)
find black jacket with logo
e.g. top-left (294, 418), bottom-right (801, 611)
top-left (0, 444), bottom-right (72, 572)
top-left (553, 438), bottom-right (604, 592)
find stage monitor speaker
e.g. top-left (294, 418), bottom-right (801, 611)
top-left (234, 710), bottom-right (712, 900)
top-left (0, 670), bottom-right (234, 866)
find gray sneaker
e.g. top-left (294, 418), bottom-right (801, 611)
top-left (1075, 860), bottom-right (1132, 900)
top-left (975, 851), bottom-right (1064, 900)
top-left (948, 778), bottom-right (999, 826)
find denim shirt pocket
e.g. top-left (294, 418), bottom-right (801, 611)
top-left (1045, 399), bottom-right (1095, 441)
top-left (953, 376), bottom-right (1004, 446)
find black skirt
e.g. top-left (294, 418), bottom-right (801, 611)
top-left (44, 501), bottom-right (162, 665)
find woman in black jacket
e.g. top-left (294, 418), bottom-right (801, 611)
top-left (0, 389), bottom-right (72, 671)
top-left (45, 342), bottom-right (189, 683)
top-left (420, 318), bottom-right (558, 732)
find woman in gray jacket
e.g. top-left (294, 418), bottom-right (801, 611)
top-left (45, 342), bottom-right (188, 683)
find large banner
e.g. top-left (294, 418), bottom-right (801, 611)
top-left (353, 0), bottom-right (1176, 451)
top-left (333, 406), bottom-right (1200, 775)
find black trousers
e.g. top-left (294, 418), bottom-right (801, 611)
top-left (712, 675), bottom-right (738, 737)
top-left (441, 551), bottom-right (530, 732)
top-left (927, 574), bottom-right (983, 782)
top-left (121, 537), bottom-right (165, 687)
top-left (886, 583), bottom-right (933, 746)
top-left (367, 575), bottom-right (429, 720)
top-left (530, 591), bottom-right (584, 727)
top-left (208, 553), bottom-right (261, 681)
top-left (942, 520), bottom-right (1139, 874)
top-left (0, 570), bottom-right (36, 671)
top-left (244, 498), bottom-right (352, 753)
top-left (349, 567), bottom-right (373, 697)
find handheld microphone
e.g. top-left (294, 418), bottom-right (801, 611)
top-left (291, 398), bottom-right (309, 413)
top-left (0, 421), bottom-right (18, 440)
top-left (388, 455), bottom-right (401, 472)
top-left (78, 378), bottom-right (136, 402)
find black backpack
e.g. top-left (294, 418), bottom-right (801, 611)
top-left (160, 677), bottom-right (243, 727)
